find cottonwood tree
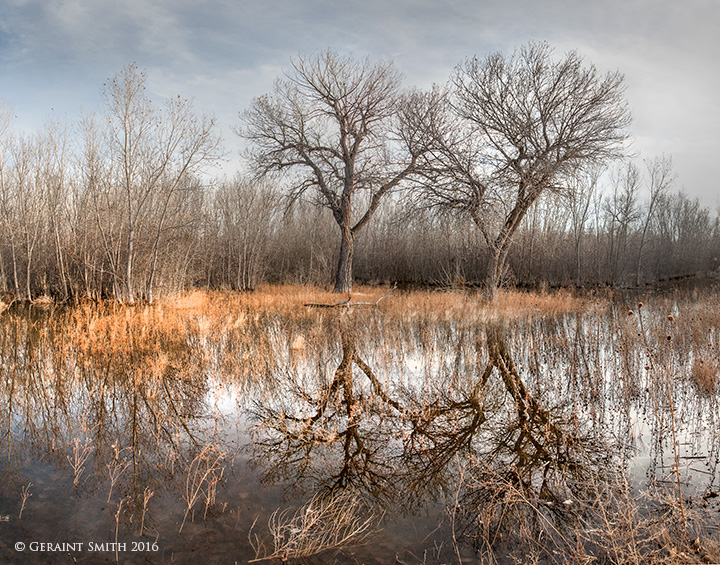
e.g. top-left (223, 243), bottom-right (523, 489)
top-left (241, 50), bottom-right (430, 293)
top-left (416, 42), bottom-right (631, 298)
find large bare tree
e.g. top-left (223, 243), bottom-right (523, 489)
top-left (241, 50), bottom-right (429, 293)
top-left (417, 42), bottom-right (631, 298)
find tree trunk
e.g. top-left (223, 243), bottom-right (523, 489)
top-left (483, 248), bottom-right (501, 300)
top-left (333, 225), bottom-right (354, 293)
top-left (9, 241), bottom-right (19, 298)
top-left (146, 248), bottom-right (158, 304)
top-left (52, 219), bottom-right (69, 299)
top-left (25, 250), bottom-right (32, 301)
top-left (125, 225), bottom-right (135, 303)
top-left (575, 235), bottom-right (582, 287)
top-left (0, 250), bottom-right (6, 292)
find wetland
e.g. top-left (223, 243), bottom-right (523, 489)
top-left (0, 286), bottom-right (719, 564)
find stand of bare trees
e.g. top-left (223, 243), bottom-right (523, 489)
top-left (0, 48), bottom-right (717, 302)
top-left (1, 65), bottom-right (221, 302)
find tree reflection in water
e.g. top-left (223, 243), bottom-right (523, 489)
top-left (251, 314), bottom-right (615, 560)
top-left (251, 315), bottom-right (405, 499)
top-left (0, 304), bottom-right (240, 563)
top-left (1, 296), bottom-right (718, 563)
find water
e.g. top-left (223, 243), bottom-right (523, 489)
top-left (0, 293), bottom-right (718, 563)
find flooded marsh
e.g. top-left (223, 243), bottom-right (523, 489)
top-left (0, 287), bottom-right (719, 564)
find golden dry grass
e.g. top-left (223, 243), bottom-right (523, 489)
top-left (691, 357), bottom-right (718, 396)
top-left (159, 284), bottom-right (595, 321)
top-left (380, 286), bottom-right (594, 323)
top-left (54, 285), bottom-right (598, 348)
top-left (46, 285), bottom-right (597, 387)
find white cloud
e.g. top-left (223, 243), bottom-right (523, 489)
top-left (0, 0), bottom-right (718, 202)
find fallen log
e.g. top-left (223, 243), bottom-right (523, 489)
top-left (304, 285), bottom-right (396, 308)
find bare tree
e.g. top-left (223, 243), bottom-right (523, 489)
top-left (416, 42), bottom-right (631, 298)
top-left (603, 163), bottom-right (640, 285)
top-left (563, 167), bottom-right (602, 286)
top-left (7, 134), bottom-right (45, 300)
top-left (101, 64), bottom-right (221, 302)
top-left (241, 49), bottom-right (429, 292)
top-left (0, 103), bottom-right (15, 294)
top-left (635, 155), bottom-right (674, 285)
top-left (38, 119), bottom-right (72, 299)
top-left (211, 176), bottom-right (278, 291)
top-left (79, 113), bottom-right (125, 298)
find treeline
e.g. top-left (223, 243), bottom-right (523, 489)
top-left (0, 133), bottom-right (717, 302)
top-left (199, 173), bottom-right (719, 291)
top-left (1, 54), bottom-right (718, 303)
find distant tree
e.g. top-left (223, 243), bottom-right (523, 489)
top-left (6, 134), bottom-right (45, 301)
top-left (0, 103), bottom-right (15, 294)
top-left (563, 167), bottom-right (602, 286)
top-left (635, 155), bottom-right (674, 285)
top-left (416, 42), bottom-right (631, 298)
top-left (211, 176), bottom-right (278, 290)
top-left (603, 162), bottom-right (641, 285)
top-left (38, 119), bottom-right (72, 299)
top-left (240, 49), bottom-right (431, 293)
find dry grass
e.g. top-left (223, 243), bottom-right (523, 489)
top-left (452, 455), bottom-right (720, 565)
top-left (690, 357), bottom-right (718, 396)
top-left (59, 301), bottom-right (190, 363)
top-left (179, 444), bottom-right (227, 533)
top-left (380, 286), bottom-right (595, 323)
top-left (160, 285), bottom-right (594, 320)
top-left (249, 489), bottom-right (379, 562)
top-left (46, 286), bottom-right (597, 361)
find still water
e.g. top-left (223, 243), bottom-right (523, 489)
top-left (0, 291), bottom-right (718, 563)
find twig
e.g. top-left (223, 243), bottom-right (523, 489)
top-left (19, 482), bottom-right (32, 519)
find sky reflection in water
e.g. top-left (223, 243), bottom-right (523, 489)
top-left (0, 294), bottom-right (718, 563)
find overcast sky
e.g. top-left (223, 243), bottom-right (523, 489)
top-left (1, 0), bottom-right (718, 205)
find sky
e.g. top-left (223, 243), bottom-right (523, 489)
top-left (0, 0), bottom-right (718, 205)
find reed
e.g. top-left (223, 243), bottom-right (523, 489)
top-left (114, 497), bottom-right (126, 563)
top-left (19, 481), bottom-right (32, 519)
top-left (179, 444), bottom-right (227, 533)
top-left (139, 486), bottom-right (154, 536)
top-left (67, 437), bottom-right (94, 488)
